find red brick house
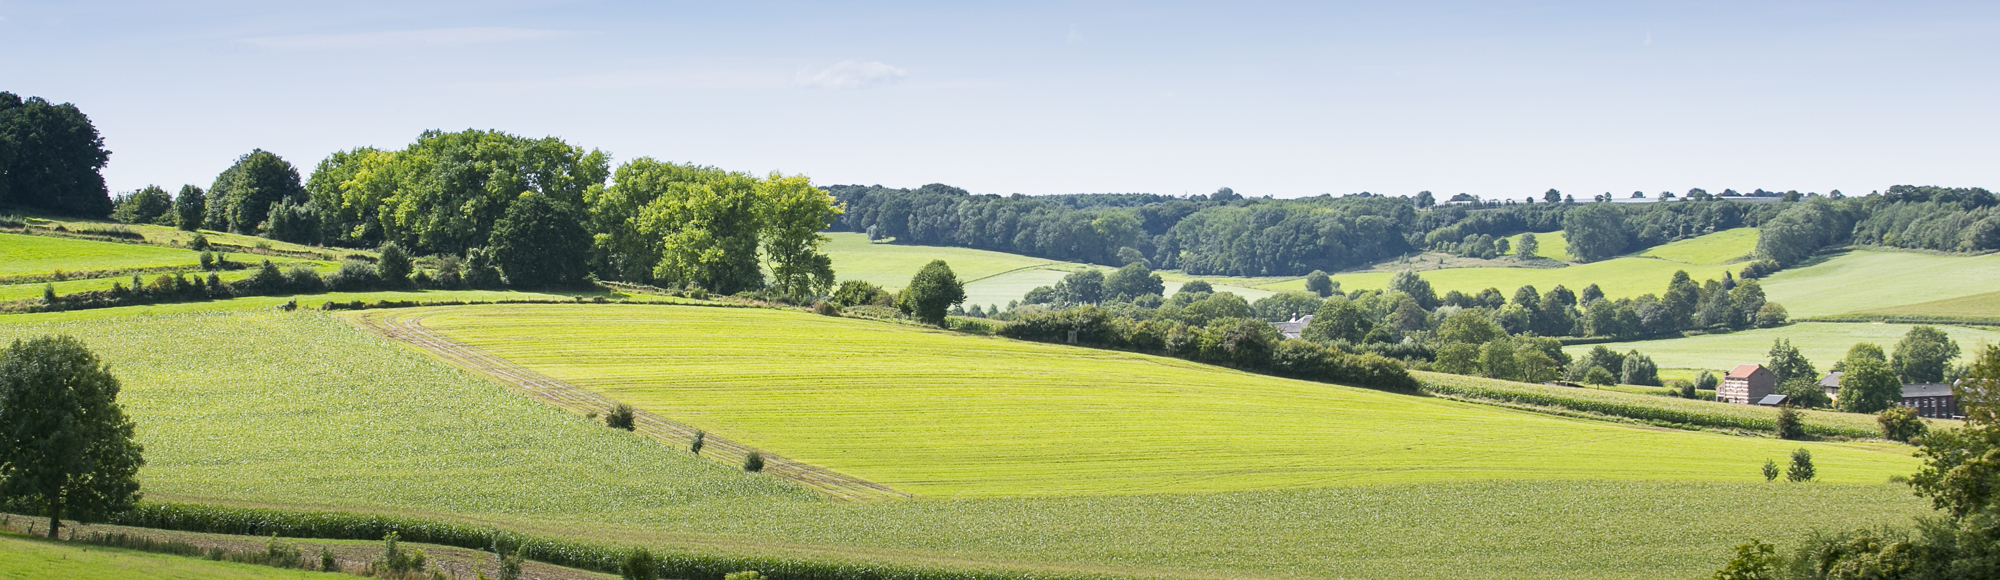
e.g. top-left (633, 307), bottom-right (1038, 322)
top-left (1720, 364), bottom-right (1776, 405)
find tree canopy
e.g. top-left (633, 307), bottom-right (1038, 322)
top-left (488, 192), bottom-right (592, 288)
top-left (0, 336), bottom-right (144, 538)
top-left (904, 260), bottom-right (966, 326)
top-left (0, 93), bottom-right (112, 217)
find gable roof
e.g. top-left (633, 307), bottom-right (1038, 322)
top-left (1727, 364), bottom-right (1767, 379)
top-left (1820, 371), bottom-right (1843, 388)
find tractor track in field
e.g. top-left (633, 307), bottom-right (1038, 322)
top-left (351, 309), bottom-right (912, 503)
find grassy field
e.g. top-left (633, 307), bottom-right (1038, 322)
top-left (1757, 248), bottom-right (2000, 318)
top-left (1638, 228), bottom-right (1759, 264)
top-left (0, 304), bottom-right (1935, 579)
top-left (0, 533), bottom-right (324, 580)
top-left (1563, 322), bottom-right (2000, 377)
top-left (822, 232), bottom-right (1277, 307)
top-left (0, 232), bottom-right (212, 277)
top-left (404, 304), bottom-right (1916, 499)
top-left (1841, 290), bottom-right (2000, 322)
top-left (1506, 230), bottom-right (1570, 261)
top-left (17, 216), bottom-right (357, 259)
top-left (1256, 229), bottom-right (1753, 299)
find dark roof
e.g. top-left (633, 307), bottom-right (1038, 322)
top-left (1756, 394), bottom-right (1789, 406)
top-left (1819, 372), bottom-right (1842, 388)
top-left (1903, 383), bottom-right (1954, 398)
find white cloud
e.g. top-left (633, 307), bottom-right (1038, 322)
top-left (795, 60), bottom-right (908, 90)
top-left (242, 27), bottom-right (564, 50)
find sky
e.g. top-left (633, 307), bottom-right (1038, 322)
top-left (2, 0), bottom-right (1996, 200)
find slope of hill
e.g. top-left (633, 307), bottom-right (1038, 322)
top-left (1564, 322), bottom-right (2000, 377)
top-left (1757, 248), bottom-right (2000, 318)
top-left (822, 233), bottom-right (1277, 307)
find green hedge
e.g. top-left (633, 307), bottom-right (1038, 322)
top-left (109, 503), bottom-right (1125, 580)
top-left (1418, 372), bottom-right (1882, 438)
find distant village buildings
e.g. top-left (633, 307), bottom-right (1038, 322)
top-left (1818, 371), bottom-right (1960, 419)
top-left (1271, 315), bottom-right (1313, 339)
top-left (1719, 364), bottom-right (1775, 405)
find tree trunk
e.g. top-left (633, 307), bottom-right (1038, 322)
top-left (45, 497), bottom-right (60, 539)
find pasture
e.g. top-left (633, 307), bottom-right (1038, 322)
top-left (0, 305), bottom-right (1934, 579)
top-left (1759, 249), bottom-right (2000, 318)
top-left (403, 304), bottom-right (1916, 499)
top-left (1506, 230), bottom-right (1570, 261)
top-left (822, 232), bottom-right (1277, 307)
top-left (1258, 228), bottom-right (1753, 298)
top-left (1637, 227), bottom-right (1758, 264)
top-left (0, 533), bottom-right (324, 580)
top-left (0, 232), bottom-right (206, 277)
top-left (1563, 322), bottom-right (2000, 376)
top-left (1842, 290), bottom-right (2000, 322)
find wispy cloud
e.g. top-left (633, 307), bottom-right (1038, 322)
top-left (795, 60), bottom-right (908, 90)
top-left (242, 27), bottom-right (565, 50)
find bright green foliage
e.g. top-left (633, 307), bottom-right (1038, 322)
top-left (0, 336), bottom-right (144, 537)
top-left (1892, 325), bottom-right (1961, 384)
top-left (614, 160), bottom-right (765, 293)
top-left (1877, 406), bottom-right (1927, 443)
top-left (1102, 262), bottom-right (1166, 302)
top-left (205, 150), bottom-right (305, 234)
top-left (1766, 339), bottom-right (1817, 385)
top-left (1712, 539), bottom-right (1781, 580)
top-left (1304, 270), bottom-right (1334, 296)
top-left (903, 260), bottom-right (965, 325)
top-left (1838, 357), bottom-right (1902, 414)
top-left (756, 172), bottom-right (841, 299)
top-left (1251, 291), bottom-right (1321, 322)
top-left (0, 92), bottom-right (113, 217)
top-left (487, 192), bottom-right (591, 288)
top-left (1637, 227), bottom-right (1759, 265)
top-left (1302, 296), bottom-right (1372, 343)
top-left (111, 185), bottom-right (174, 225)
top-left (302, 147), bottom-right (396, 247)
top-left (410, 304), bottom-right (1918, 498)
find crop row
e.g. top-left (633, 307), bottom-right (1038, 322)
top-left (1417, 371), bottom-right (1886, 438)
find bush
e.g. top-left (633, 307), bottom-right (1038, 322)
top-left (371, 531), bottom-right (427, 575)
top-left (605, 403), bottom-right (636, 431)
top-left (1713, 539), bottom-right (1781, 580)
top-left (1877, 406), bottom-right (1928, 442)
top-left (326, 260), bottom-right (380, 292)
top-left (1583, 366), bottom-right (1616, 386)
top-left (621, 548), bottom-right (660, 580)
top-left (320, 546), bottom-right (338, 572)
top-left (1774, 406), bottom-right (1805, 440)
top-left (1787, 448), bottom-right (1815, 482)
top-left (743, 451), bottom-right (764, 472)
top-left (284, 265), bottom-right (324, 293)
top-left (378, 243), bottom-right (412, 288)
top-left (812, 300), bottom-right (841, 316)
top-left (690, 431), bottom-right (705, 455)
top-left (1762, 459), bottom-right (1779, 482)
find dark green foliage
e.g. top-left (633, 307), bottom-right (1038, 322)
top-left (1786, 448), bottom-right (1814, 482)
top-left (111, 185), bottom-right (174, 224)
top-left (321, 546), bottom-right (339, 572)
top-left (0, 92), bottom-right (113, 217)
top-left (606, 403), bottom-right (636, 431)
top-left (206, 149), bottom-right (306, 234)
top-left (1620, 351), bottom-right (1660, 386)
top-left (1775, 406), bottom-right (1805, 440)
top-left (905, 260), bottom-right (965, 326)
top-left (373, 531), bottom-right (428, 575)
top-left (998, 306), bottom-right (1420, 393)
top-left (622, 548), bottom-right (660, 580)
top-left (1302, 296), bottom-right (1372, 344)
top-left (377, 242), bottom-right (412, 288)
top-left (284, 265), bottom-right (325, 294)
top-left (489, 192), bottom-right (592, 288)
top-left (1838, 357), bottom-right (1902, 414)
top-left (1101, 262), bottom-right (1166, 302)
top-left (1054, 270), bottom-right (1105, 304)
top-left (1878, 407), bottom-right (1928, 443)
top-left (690, 431), bottom-right (705, 455)
top-left (1697, 370), bottom-right (1720, 391)
top-left (326, 260), bottom-right (380, 292)
top-left (1583, 366), bottom-right (1616, 386)
top-left (261, 198), bottom-right (320, 244)
top-left (1713, 539), bottom-right (1780, 579)
top-left (1755, 198), bottom-right (1856, 266)
top-left (1562, 203), bottom-right (1629, 262)
top-left (831, 280), bottom-right (892, 307)
top-left (0, 336), bottom-right (144, 537)
top-left (1767, 339), bottom-right (1818, 385)
top-left (1763, 460), bottom-right (1780, 482)
top-left (1252, 292), bottom-right (1322, 322)
top-left (463, 247), bottom-right (504, 289)
top-left (238, 260), bottom-right (288, 294)
top-left (742, 451), bottom-right (765, 472)
top-left (1894, 326), bottom-right (1961, 384)
top-left (173, 185), bottom-right (205, 231)
top-left (1777, 378), bottom-right (1832, 409)
top-left (813, 300), bottom-right (841, 316)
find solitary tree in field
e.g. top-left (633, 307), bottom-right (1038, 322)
top-left (903, 260), bottom-right (965, 326)
top-left (0, 336), bottom-right (144, 538)
top-left (1516, 233), bottom-right (1540, 260)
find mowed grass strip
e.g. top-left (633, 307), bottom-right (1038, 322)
top-left (0, 232), bottom-right (206, 276)
top-left (409, 304), bottom-right (1918, 498)
top-left (1564, 322), bottom-right (2000, 377)
top-left (0, 533), bottom-right (324, 580)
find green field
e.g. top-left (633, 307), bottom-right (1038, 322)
top-left (0, 304), bottom-right (1935, 579)
top-left (402, 304), bottom-right (1915, 498)
top-left (1563, 322), bottom-right (2000, 376)
top-left (1759, 249), bottom-right (2000, 318)
top-left (0, 232), bottom-right (211, 277)
top-left (1638, 228), bottom-right (1759, 264)
top-left (1506, 230), bottom-right (1570, 261)
top-left (1844, 290), bottom-right (2000, 321)
top-left (823, 232), bottom-right (1276, 308)
top-left (0, 533), bottom-right (322, 580)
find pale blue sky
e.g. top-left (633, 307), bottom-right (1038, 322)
top-left (3, 1), bottom-right (1995, 199)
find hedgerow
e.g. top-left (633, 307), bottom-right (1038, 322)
top-left (1418, 372), bottom-right (1881, 438)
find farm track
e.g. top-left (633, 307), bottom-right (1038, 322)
top-left (352, 309), bottom-right (912, 503)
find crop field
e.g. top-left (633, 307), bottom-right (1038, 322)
top-left (1563, 322), bottom-right (2000, 376)
top-left (0, 533), bottom-right (325, 580)
top-left (1842, 290), bottom-right (2000, 322)
top-left (399, 304), bottom-right (1915, 499)
top-left (1759, 249), bottom-right (2000, 318)
top-left (0, 306), bottom-right (1934, 579)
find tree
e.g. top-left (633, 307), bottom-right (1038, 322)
top-left (1893, 325), bottom-right (1961, 384)
top-left (489, 192), bottom-right (592, 288)
top-left (1620, 351), bottom-right (1660, 386)
top-left (1414, 191), bottom-right (1435, 208)
top-left (1766, 339), bottom-right (1816, 385)
top-left (1056, 270), bottom-right (1106, 305)
top-left (1434, 309), bottom-right (1504, 345)
top-left (1786, 448), bottom-right (1815, 482)
top-left (905, 260), bottom-right (965, 326)
top-left (110, 186), bottom-right (173, 224)
top-left (632, 163), bottom-right (764, 294)
top-left (376, 242), bottom-right (412, 288)
top-left (1304, 270), bottom-right (1334, 297)
top-left (1515, 233), bottom-right (1540, 260)
top-left (206, 149), bottom-right (306, 234)
top-left (1774, 406), bottom-right (1804, 440)
top-left (1303, 297), bottom-right (1372, 344)
top-left (172, 185), bottom-right (205, 231)
top-left (758, 172), bottom-right (841, 299)
top-left (0, 93), bottom-right (113, 217)
top-left (1543, 189), bottom-right (1562, 204)
top-left (1102, 262), bottom-right (1166, 302)
top-left (1583, 366), bottom-right (1616, 386)
top-left (1561, 203), bottom-right (1629, 262)
top-left (1662, 271), bottom-right (1699, 329)
top-left (1877, 406), bottom-right (1927, 442)
top-left (1837, 356), bottom-right (1902, 414)
top-left (0, 336), bottom-right (144, 538)
top-left (1776, 377), bottom-right (1831, 409)
top-left (1387, 270), bottom-right (1437, 309)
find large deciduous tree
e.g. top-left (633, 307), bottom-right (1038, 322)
top-left (1766, 338), bottom-right (1817, 385)
top-left (172, 185), bottom-right (205, 231)
top-left (757, 172), bottom-right (841, 300)
top-left (1838, 348), bottom-right (1902, 414)
top-left (488, 192), bottom-right (591, 288)
top-left (110, 185), bottom-right (173, 225)
top-left (1561, 203), bottom-right (1628, 262)
top-left (0, 336), bottom-right (144, 538)
top-left (0, 93), bottom-right (113, 217)
top-left (903, 260), bottom-right (965, 326)
top-left (206, 149), bottom-right (306, 234)
top-left (1893, 325), bottom-right (1961, 384)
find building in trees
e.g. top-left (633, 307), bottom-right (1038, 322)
top-left (1719, 364), bottom-right (1776, 405)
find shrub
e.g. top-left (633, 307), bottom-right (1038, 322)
top-left (690, 431), bottom-right (705, 455)
top-left (1713, 539), bottom-right (1780, 580)
top-left (189, 233), bottom-right (211, 251)
top-left (620, 548), bottom-right (659, 580)
top-left (1695, 370), bottom-right (1719, 391)
top-left (1583, 366), bottom-right (1616, 386)
top-left (497, 546), bottom-right (524, 580)
top-left (326, 260), bottom-right (380, 292)
top-left (1773, 406), bottom-right (1804, 440)
top-left (743, 451), bottom-right (764, 472)
top-left (1877, 406), bottom-right (1928, 442)
top-left (284, 265), bottom-right (324, 293)
top-left (812, 300), bottom-right (841, 316)
top-left (372, 531), bottom-right (427, 575)
top-left (379, 242), bottom-right (413, 288)
top-left (605, 403), bottom-right (636, 431)
top-left (199, 250), bottom-right (214, 270)
top-left (1787, 448), bottom-right (1815, 482)
top-left (320, 546), bottom-right (338, 572)
top-left (1762, 459), bottom-right (1779, 481)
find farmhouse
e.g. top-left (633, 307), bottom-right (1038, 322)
top-left (1819, 372), bottom-right (1842, 399)
top-left (1719, 364), bottom-right (1776, 405)
top-left (1271, 315), bottom-right (1313, 339)
top-left (1817, 372), bottom-right (1960, 419)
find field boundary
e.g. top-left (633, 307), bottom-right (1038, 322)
top-left (350, 309), bottom-right (912, 502)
